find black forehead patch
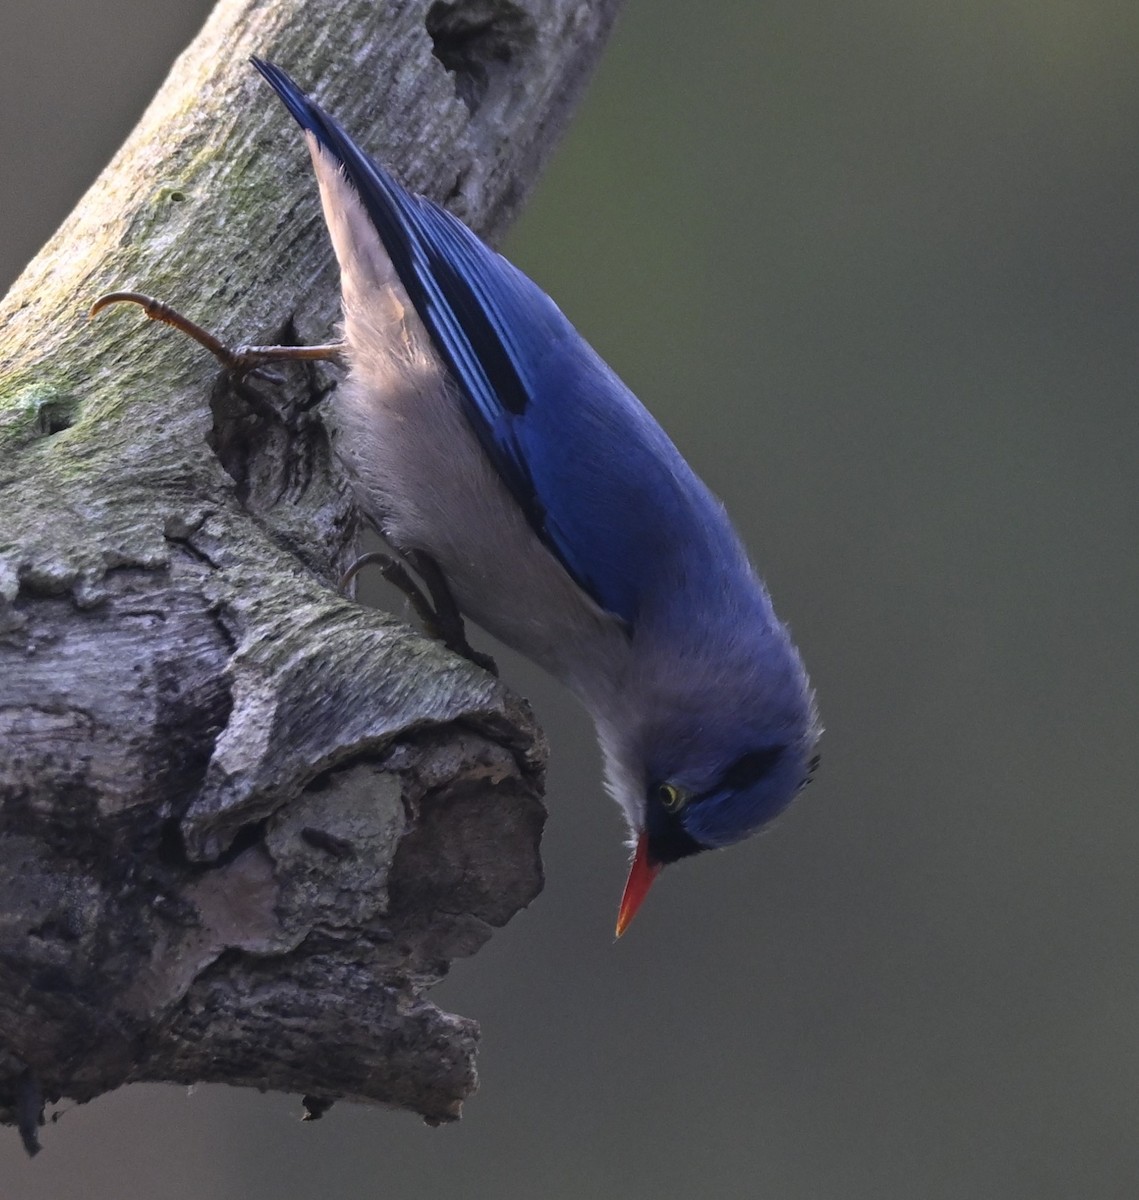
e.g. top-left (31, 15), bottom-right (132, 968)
top-left (646, 818), bottom-right (703, 865)
top-left (716, 745), bottom-right (786, 793)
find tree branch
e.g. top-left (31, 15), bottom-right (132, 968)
top-left (0, 0), bottom-right (623, 1150)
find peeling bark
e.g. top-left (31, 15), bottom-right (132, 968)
top-left (0, 0), bottom-right (624, 1150)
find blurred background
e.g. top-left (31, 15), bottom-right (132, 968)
top-left (2, 0), bottom-right (1138, 1196)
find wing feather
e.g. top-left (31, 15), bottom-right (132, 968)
top-left (253, 58), bottom-right (741, 625)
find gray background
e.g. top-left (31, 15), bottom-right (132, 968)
top-left (2, 1), bottom-right (1137, 1197)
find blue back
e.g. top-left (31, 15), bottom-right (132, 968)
top-left (251, 58), bottom-right (764, 631)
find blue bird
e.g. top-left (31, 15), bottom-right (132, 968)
top-left (250, 59), bottom-right (821, 935)
top-left (103, 59), bottom-right (821, 935)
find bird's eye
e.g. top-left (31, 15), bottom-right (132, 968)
top-left (657, 783), bottom-right (688, 813)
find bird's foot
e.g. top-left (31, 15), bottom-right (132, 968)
top-left (341, 549), bottom-right (498, 676)
top-left (90, 292), bottom-right (345, 376)
top-left (94, 294), bottom-right (494, 675)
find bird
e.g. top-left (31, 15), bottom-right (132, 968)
top-left (102, 58), bottom-right (821, 937)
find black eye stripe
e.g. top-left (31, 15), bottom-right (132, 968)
top-left (646, 745), bottom-right (790, 829)
top-left (713, 745), bottom-right (785, 793)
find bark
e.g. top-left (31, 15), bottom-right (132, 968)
top-left (0, 0), bottom-right (623, 1151)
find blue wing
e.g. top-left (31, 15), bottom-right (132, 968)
top-left (252, 59), bottom-right (741, 625)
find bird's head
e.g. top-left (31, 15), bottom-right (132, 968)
top-left (597, 641), bottom-right (820, 937)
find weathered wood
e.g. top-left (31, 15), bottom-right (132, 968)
top-left (0, 0), bottom-right (623, 1149)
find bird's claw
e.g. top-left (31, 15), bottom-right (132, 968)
top-left (341, 550), bottom-right (498, 676)
top-left (89, 291), bottom-right (345, 375)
